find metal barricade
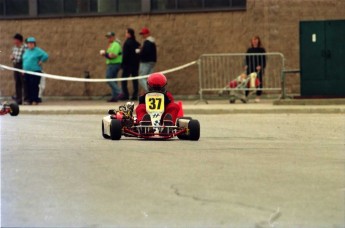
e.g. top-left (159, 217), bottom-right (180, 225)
top-left (197, 52), bottom-right (285, 102)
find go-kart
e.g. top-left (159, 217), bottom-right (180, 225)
top-left (102, 93), bottom-right (200, 140)
top-left (0, 102), bottom-right (19, 116)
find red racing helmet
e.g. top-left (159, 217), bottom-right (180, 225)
top-left (147, 73), bottom-right (167, 93)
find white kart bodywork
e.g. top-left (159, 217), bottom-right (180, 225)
top-left (102, 115), bottom-right (112, 137)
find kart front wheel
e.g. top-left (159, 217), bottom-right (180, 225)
top-left (102, 121), bottom-right (110, 139)
top-left (9, 103), bottom-right (19, 116)
top-left (110, 119), bottom-right (122, 140)
top-left (188, 120), bottom-right (200, 141)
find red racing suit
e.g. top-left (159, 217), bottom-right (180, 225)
top-left (136, 91), bottom-right (180, 124)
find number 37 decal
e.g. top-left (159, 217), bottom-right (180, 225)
top-left (148, 98), bottom-right (162, 110)
top-left (145, 93), bottom-right (165, 112)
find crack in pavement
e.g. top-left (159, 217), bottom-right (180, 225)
top-left (171, 184), bottom-right (218, 203)
top-left (170, 184), bottom-right (273, 212)
top-left (255, 207), bottom-right (282, 228)
top-left (171, 185), bottom-right (283, 227)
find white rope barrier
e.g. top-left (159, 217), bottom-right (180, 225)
top-left (0, 61), bottom-right (197, 83)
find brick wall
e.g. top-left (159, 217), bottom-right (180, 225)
top-left (0, 0), bottom-right (343, 97)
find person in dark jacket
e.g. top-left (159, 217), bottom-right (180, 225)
top-left (10, 33), bottom-right (26, 105)
top-left (245, 35), bottom-right (266, 102)
top-left (138, 27), bottom-right (157, 92)
top-left (121, 28), bottom-right (141, 101)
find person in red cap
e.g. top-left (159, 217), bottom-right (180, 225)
top-left (136, 73), bottom-right (180, 127)
top-left (138, 27), bottom-right (157, 92)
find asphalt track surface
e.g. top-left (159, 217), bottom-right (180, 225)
top-left (1, 114), bottom-right (344, 228)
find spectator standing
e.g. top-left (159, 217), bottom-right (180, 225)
top-left (138, 27), bottom-right (157, 92)
top-left (100, 32), bottom-right (123, 102)
top-left (10, 33), bottom-right (26, 105)
top-left (121, 28), bottom-right (140, 101)
top-left (22, 37), bottom-right (48, 105)
top-left (245, 36), bottom-right (266, 103)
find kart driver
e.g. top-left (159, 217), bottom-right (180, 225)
top-left (136, 73), bottom-right (180, 126)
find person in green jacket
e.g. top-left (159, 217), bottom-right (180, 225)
top-left (22, 37), bottom-right (48, 105)
top-left (100, 32), bottom-right (123, 102)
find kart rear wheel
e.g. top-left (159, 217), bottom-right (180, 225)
top-left (188, 120), bottom-right (200, 141)
top-left (229, 99), bottom-right (236, 104)
top-left (102, 121), bottom-right (110, 139)
top-left (110, 119), bottom-right (122, 140)
top-left (9, 103), bottom-right (19, 116)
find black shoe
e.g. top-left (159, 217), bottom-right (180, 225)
top-left (107, 98), bottom-right (118, 102)
top-left (120, 93), bottom-right (129, 101)
top-left (140, 114), bottom-right (153, 133)
top-left (240, 98), bottom-right (247, 103)
top-left (131, 97), bottom-right (138, 101)
top-left (161, 114), bottom-right (174, 134)
top-left (37, 97), bottom-right (42, 103)
top-left (116, 93), bottom-right (125, 101)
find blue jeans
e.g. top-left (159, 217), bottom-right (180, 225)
top-left (139, 62), bottom-right (155, 92)
top-left (106, 64), bottom-right (122, 98)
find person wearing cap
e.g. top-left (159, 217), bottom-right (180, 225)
top-left (138, 27), bottom-right (157, 92)
top-left (121, 28), bottom-right (141, 101)
top-left (22, 37), bottom-right (49, 105)
top-left (100, 32), bottom-right (123, 102)
top-left (10, 33), bottom-right (26, 105)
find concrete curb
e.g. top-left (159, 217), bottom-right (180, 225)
top-left (273, 99), bottom-right (345, 105)
top-left (13, 100), bottom-right (345, 115)
top-left (184, 108), bottom-right (345, 114)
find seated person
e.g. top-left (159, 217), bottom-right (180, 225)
top-left (136, 73), bottom-right (180, 126)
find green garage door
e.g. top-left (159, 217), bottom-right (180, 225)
top-left (300, 20), bottom-right (345, 97)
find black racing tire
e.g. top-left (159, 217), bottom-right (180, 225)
top-left (180, 117), bottom-right (192, 120)
top-left (9, 103), bottom-right (19, 116)
top-left (188, 120), bottom-right (200, 141)
top-left (177, 134), bottom-right (189, 140)
top-left (110, 119), bottom-right (122, 140)
top-left (102, 121), bottom-right (110, 139)
top-left (229, 99), bottom-right (236, 104)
